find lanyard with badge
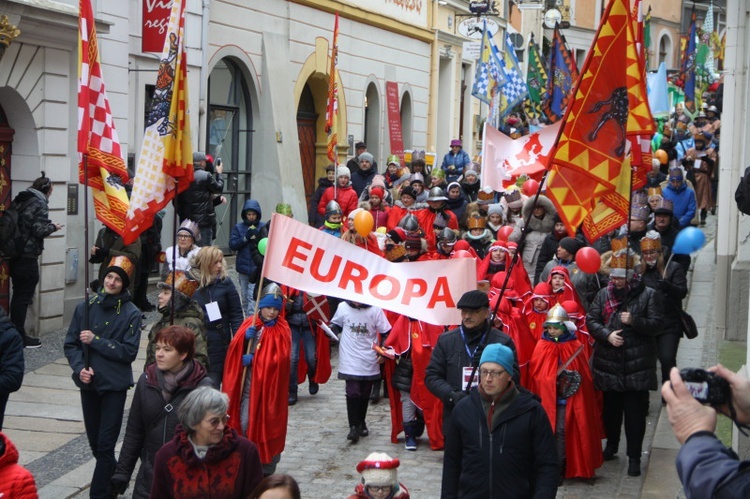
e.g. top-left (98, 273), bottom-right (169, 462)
top-left (460, 326), bottom-right (486, 391)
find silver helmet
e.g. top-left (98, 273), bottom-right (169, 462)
top-left (437, 228), bottom-right (457, 245)
top-left (325, 200), bottom-right (342, 219)
top-left (427, 187), bottom-right (448, 202)
top-left (398, 213), bottom-right (420, 233)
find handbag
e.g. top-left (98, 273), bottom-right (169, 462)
top-left (680, 310), bottom-right (699, 339)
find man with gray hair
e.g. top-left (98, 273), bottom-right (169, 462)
top-left (177, 152), bottom-right (224, 246)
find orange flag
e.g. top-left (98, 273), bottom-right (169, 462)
top-left (545, 0), bottom-right (653, 238)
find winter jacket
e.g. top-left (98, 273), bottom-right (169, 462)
top-left (442, 388), bottom-right (558, 498)
top-left (461, 180), bottom-right (481, 203)
top-left (509, 195), bottom-right (558, 283)
top-left (661, 181), bottom-right (697, 228)
top-left (11, 188), bottom-right (56, 259)
top-left (177, 168), bottom-right (224, 228)
top-left (64, 290), bottom-right (142, 393)
top-left (146, 300), bottom-right (209, 369)
top-left (0, 432), bottom-right (37, 499)
top-left (463, 229), bottom-right (494, 260)
top-left (446, 195), bottom-right (469, 227)
top-left (318, 184), bottom-right (359, 219)
top-left (425, 324), bottom-right (518, 427)
top-left (440, 150), bottom-right (472, 182)
top-left (309, 176), bottom-right (334, 226)
top-left (229, 199), bottom-right (264, 277)
top-left (112, 361), bottom-right (211, 498)
top-left (640, 261), bottom-right (688, 334)
top-left (89, 227), bottom-right (142, 293)
top-left (586, 281), bottom-right (662, 392)
top-left (675, 431), bottom-right (750, 499)
top-left (193, 278), bottom-right (244, 376)
top-left (150, 426), bottom-right (263, 499)
top-left (0, 315), bottom-right (23, 397)
top-left (351, 167), bottom-right (377, 197)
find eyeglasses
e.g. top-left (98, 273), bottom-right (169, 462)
top-left (366, 485), bottom-right (392, 493)
top-left (479, 368), bottom-right (506, 379)
top-left (203, 414), bottom-right (230, 428)
top-left (177, 234), bottom-right (192, 240)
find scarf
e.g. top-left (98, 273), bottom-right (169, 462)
top-left (157, 361), bottom-right (193, 402)
top-left (602, 274), bottom-right (642, 324)
top-left (479, 382), bottom-right (518, 430)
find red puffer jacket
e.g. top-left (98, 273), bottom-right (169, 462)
top-left (0, 432), bottom-right (38, 499)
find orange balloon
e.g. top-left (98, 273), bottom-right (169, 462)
top-left (654, 149), bottom-right (668, 165)
top-left (353, 210), bottom-right (374, 237)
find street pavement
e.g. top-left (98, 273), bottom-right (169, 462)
top-left (4, 215), bottom-right (719, 498)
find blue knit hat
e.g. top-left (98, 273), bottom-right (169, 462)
top-left (479, 343), bottom-right (514, 375)
top-left (258, 284), bottom-right (283, 310)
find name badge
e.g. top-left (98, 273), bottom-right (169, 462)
top-left (463, 366), bottom-right (479, 389)
top-left (205, 301), bottom-right (222, 322)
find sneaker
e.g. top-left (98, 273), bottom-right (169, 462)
top-left (627, 458), bottom-right (641, 477)
top-left (309, 381), bottom-right (319, 395)
top-left (23, 335), bottom-right (42, 349)
top-left (404, 435), bottom-right (417, 451)
top-left (358, 422), bottom-right (369, 437)
top-left (603, 443), bottom-right (618, 461)
top-left (347, 426), bottom-right (360, 443)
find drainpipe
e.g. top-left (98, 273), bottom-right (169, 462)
top-left (428, 0), bottom-right (440, 151)
top-left (198, 0), bottom-right (210, 150)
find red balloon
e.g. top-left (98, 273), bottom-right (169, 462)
top-left (452, 250), bottom-right (474, 259)
top-left (575, 246), bottom-right (601, 274)
top-left (522, 179), bottom-right (540, 197)
top-left (496, 226), bottom-right (514, 242)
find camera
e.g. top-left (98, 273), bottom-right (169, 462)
top-left (679, 368), bottom-right (730, 406)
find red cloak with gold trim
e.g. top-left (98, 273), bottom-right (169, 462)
top-left (527, 336), bottom-right (603, 478)
top-left (223, 315), bottom-right (291, 464)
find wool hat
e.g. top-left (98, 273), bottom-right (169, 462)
top-left (559, 237), bottom-right (583, 256)
top-left (447, 181), bottom-right (462, 193)
top-left (457, 289), bottom-right (489, 310)
top-left (400, 186), bottom-right (417, 200)
top-left (370, 175), bottom-right (386, 189)
top-left (355, 141), bottom-right (367, 150)
top-left (404, 235), bottom-right (422, 250)
top-left (653, 197), bottom-right (674, 215)
top-left (104, 256), bottom-right (134, 289)
top-left (359, 152), bottom-right (374, 163)
top-left (487, 204), bottom-right (505, 218)
top-left (177, 219), bottom-right (201, 242)
top-left (640, 230), bottom-right (662, 252)
top-left (357, 452), bottom-right (400, 488)
top-left (258, 283), bottom-right (283, 310)
top-left (450, 139), bottom-right (462, 147)
top-left (157, 270), bottom-right (199, 298)
top-left (337, 166), bottom-right (351, 178)
top-left (479, 343), bottom-right (514, 375)
top-left (370, 187), bottom-right (385, 200)
top-left (463, 168), bottom-right (478, 178)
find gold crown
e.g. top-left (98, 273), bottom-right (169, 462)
top-left (610, 236), bottom-right (628, 253)
top-left (647, 187), bottom-right (662, 198)
top-left (109, 256), bottom-right (135, 280)
top-left (467, 212), bottom-right (486, 229)
top-left (640, 233), bottom-right (662, 252)
top-left (159, 270), bottom-right (199, 297)
top-left (0, 16), bottom-right (21, 50)
top-left (610, 250), bottom-right (635, 270)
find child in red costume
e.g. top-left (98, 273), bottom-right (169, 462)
top-left (527, 304), bottom-right (603, 483)
top-left (223, 284), bottom-right (291, 475)
top-left (546, 266), bottom-right (584, 310)
top-left (523, 282), bottom-right (553, 342)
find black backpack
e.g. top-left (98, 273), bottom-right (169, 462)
top-left (735, 166), bottom-right (750, 216)
top-left (0, 203), bottom-right (26, 260)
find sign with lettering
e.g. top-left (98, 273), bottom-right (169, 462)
top-left (142, 0), bottom-right (173, 53)
top-left (385, 82), bottom-right (405, 163)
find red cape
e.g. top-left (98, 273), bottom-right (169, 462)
top-left (384, 314), bottom-right (445, 450)
top-left (415, 208), bottom-right (458, 251)
top-left (223, 316), bottom-right (291, 464)
top-left (527, 337), bottom-right (603, 478)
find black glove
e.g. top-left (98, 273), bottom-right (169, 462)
top-left (245, 225), bottom-right (258, 241)
top-left (108, 477), bottom-right (129, 497)
top-left (448, 390), bottom-right (468, 407)
top-left (657, 279), bottom-right (671, 292)
top-left (471, 344), bottom-right (487, 368)
top-left (95, 246), bottom-right (110, 258)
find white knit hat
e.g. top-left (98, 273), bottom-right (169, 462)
top-left (357, 452), bottom-right (399, 487)
top-left (337, 166), bottom-right (351, 178)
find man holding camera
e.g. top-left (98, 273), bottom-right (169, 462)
top-left (662, 365), bottom-right (750, 497)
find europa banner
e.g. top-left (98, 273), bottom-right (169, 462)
top-left (142, 0), bottom-right (173, 53)
top-left (263, 214), bottom-right (476, 325)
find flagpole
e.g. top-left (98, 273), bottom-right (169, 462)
top-left (170, 178), bottom-right (179, 326)
top-left (83, 153), bottom-right (91, 370)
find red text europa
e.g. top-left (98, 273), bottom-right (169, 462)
top-left (282, 237), bottom-right (455, 308)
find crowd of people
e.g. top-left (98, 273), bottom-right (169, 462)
top-left (0, 98), bottom-right (739, 497)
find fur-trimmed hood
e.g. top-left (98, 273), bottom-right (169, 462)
top-left (521, 195), bottom-right (557, 234)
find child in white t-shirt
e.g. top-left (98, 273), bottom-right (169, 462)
top-left (330, 300), bottom-right (391, 443)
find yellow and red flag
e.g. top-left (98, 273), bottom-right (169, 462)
top-left (545, 0), bottom-right (654, 238)
top-left (325, 13), bottom-right (339, 164)
top-left (123, 0), bottom-right (193, 245)
top-left (77, 0), bottom-right (130, 235)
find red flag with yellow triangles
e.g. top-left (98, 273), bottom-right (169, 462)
top-left (545, 0), bottom-right (654, 238)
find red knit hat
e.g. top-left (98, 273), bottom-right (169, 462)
top-left (370, 187), bottom-right (385, 200)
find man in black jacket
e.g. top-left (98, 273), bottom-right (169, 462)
top-left (425, 290), bottom-right (518, 435)
top-left (442, 343), bottom-right (558, 498)
top-left (177, 152), bottom-right (224, 246)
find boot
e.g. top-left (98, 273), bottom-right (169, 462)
top-left (558, 459), bottom-right (566, 486)
top-left (403, 419), bottom-right (418, 451)
top-left (308, 367), bottom-right (319, 395)
top-left (346, 397), bottom-right (360, 442)
top-left (358, 396), bottom-right (370, 437)
top-left (347, 425), bottom-right (360, 443)
top-left (414, 411), bottom-right (426, 438)
top-left (288, 388), bottom-right (298, 406)
top-left (370, 380), bottom-right (382, 403)
top-left (603, 442), bottom-right (618, 461)
top-left (628, 457), bottom-right (641, 477)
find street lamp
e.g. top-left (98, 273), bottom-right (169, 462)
top-left (0, 15), bottom-right (21, 63)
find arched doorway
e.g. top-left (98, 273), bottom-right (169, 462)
top-left (206, 58), bottom-right (252, 248)
top-left (364, 82), bottom-right (381, 162)
top-left (0, 104), bottom-right (14, 312)
top-left (400, 91), bottom-right (413, 150)
top-left (297, 84), bottom-right (318, 209)
top-left (658, 34), bottom-right (673, 68)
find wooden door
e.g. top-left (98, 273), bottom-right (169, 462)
top-left (0, 106), bottom-right (14, 312)
top-left (297, 113), bottom-right (317, 209)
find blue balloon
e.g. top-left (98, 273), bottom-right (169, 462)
top-left (672, 227), bottom-right (706, 255)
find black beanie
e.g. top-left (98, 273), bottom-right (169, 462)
top-left (559, 237), bottom-right (583, 256)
